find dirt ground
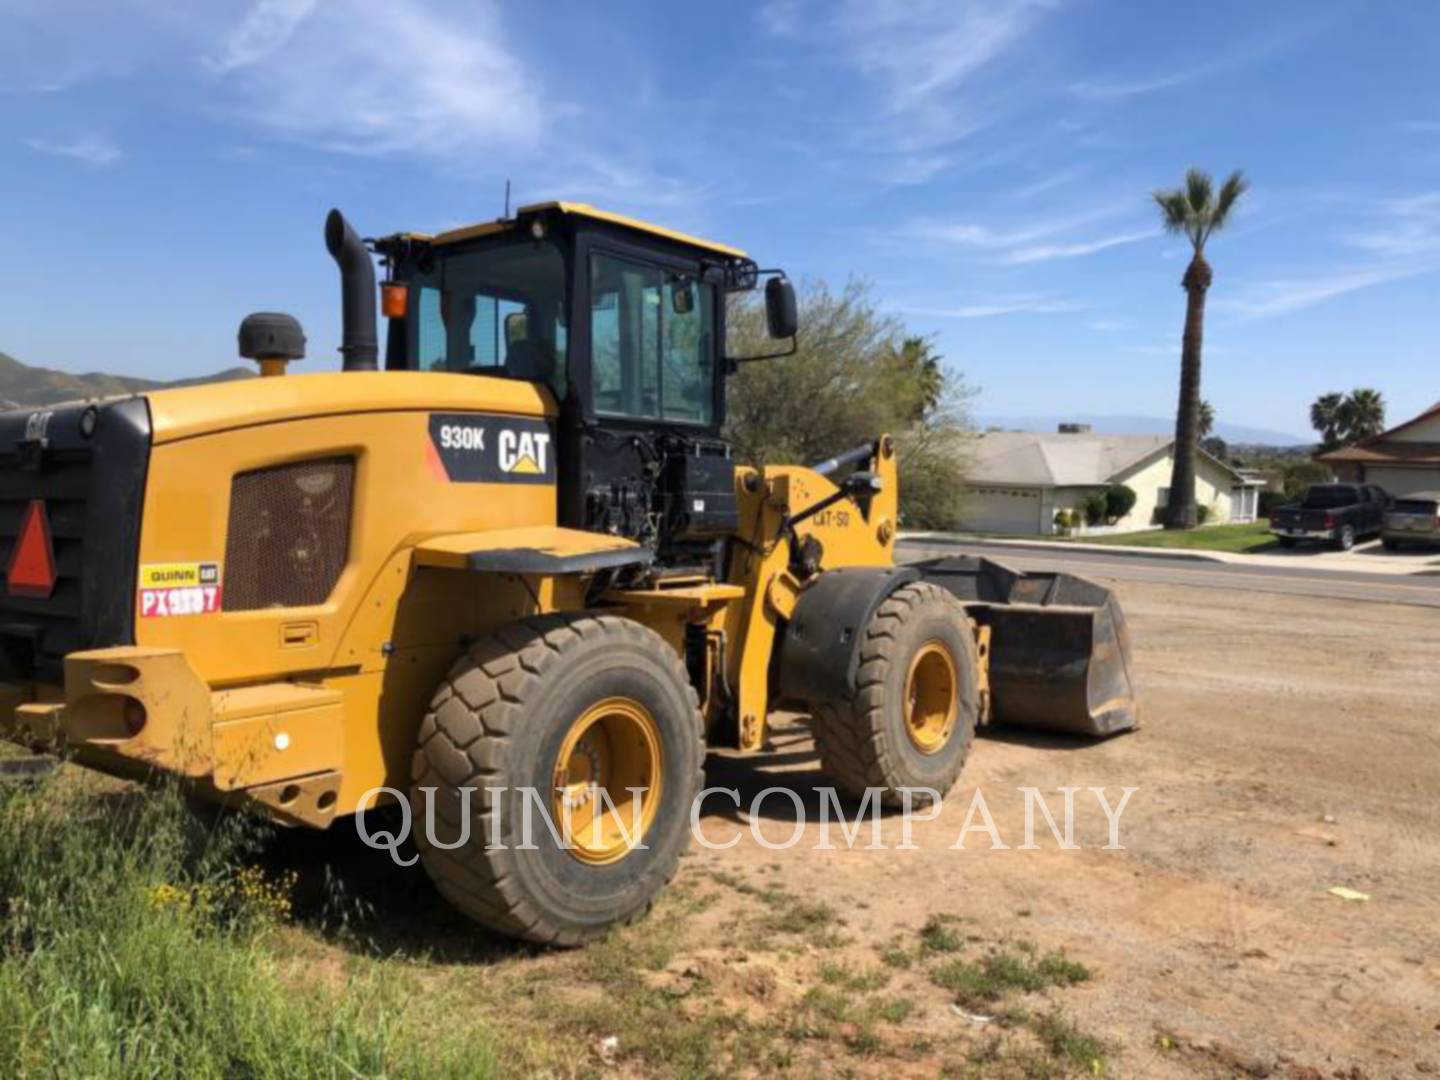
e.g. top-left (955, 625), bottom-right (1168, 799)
top-left (273, 578), bottom-right (1440, 1077)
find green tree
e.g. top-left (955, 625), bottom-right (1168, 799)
top-left (1310, 392), bottom-right (1345, 451)
top-left (1104, 484), bottom-right (1138, 522)
top-left (725, 280), bottom-right (975, 529)
top-left (1311, 388), bottom-right (1386, 450)
top-left (1338, 387), bottom-right (1385, 443)
top-left (1198, 399), bottom-right (1215, 438)
top-left (891, 336), bottom-right (946, 421)
top-left (1153, 167), bottom-right (1249, 529)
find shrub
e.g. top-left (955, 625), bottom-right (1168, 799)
top-left (1052, 509), bottom-right (1073, 534)
top-left (1103, 484), bottom-right (1137, 523)
top-left (1196, 503), bottom-right (1212, 525)
top-left (1082, 492), bottom-right (1108, 527)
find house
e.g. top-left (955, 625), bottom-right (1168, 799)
top-left (1316, 401), bottom-right (1440, 497)
top-left (962, 425), bottom-right (1263, 536)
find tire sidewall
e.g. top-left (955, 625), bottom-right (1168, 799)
top-left (493, 633), bottom-right (700, 933)
top-left (877, 598), bottom-right (976, 789)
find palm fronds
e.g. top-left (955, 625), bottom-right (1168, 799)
top-left (1152, 167), bottom-right (1249, 251)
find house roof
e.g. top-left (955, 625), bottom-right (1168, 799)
top-left (1317, 401), bottom-right (1440, 464)
top-left (966, 431), bottom-right (1246, 487)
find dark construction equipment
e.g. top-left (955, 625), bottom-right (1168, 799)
top-left (915, 555), bottom-right (1139, 737)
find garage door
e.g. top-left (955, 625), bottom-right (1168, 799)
top-left (1366, 467), bottom-right (1440, 498)
top-left (961, 487), bottom-right (1043, 534)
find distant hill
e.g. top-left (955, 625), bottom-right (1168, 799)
top-left (0, 351), bottom-right (253, 410)
top-left (976, 412), bottom-right (1311, 447)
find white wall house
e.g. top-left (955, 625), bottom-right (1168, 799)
top-left (1319, 402), bottom-right (1440, 497)
top-left (961, 427), bottom-right (1262, 536)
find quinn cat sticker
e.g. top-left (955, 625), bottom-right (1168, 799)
top-left (139, 561), bottom-right (222, 617)
top-left (427, 414), bottom-right (556, 484)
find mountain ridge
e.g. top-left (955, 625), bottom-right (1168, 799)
top-left (976, 412), bottom-right (1311, 447)
top-left (0, 351), bottom-right (253, 409)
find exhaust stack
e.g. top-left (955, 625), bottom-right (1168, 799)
top-left (324, 209), bottom-right (379, 372)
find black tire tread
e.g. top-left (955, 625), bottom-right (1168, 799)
top-left (410, 611), bottom-right (704, 946)
top-left (810, 582), bottom-right (978, 807)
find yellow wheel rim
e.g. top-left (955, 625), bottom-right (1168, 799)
top-left (552, 697), bottom-right (663, 865)
top-left (904, 640), bottom-right (958, 754)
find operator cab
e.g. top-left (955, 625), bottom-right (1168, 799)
top-left (372, 202), bottom-right (797, 575)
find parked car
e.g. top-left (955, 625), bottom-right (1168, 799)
top-left (1269, 483), bottom-right (1390, 550)
top-left (1382, 491), bottom-right (1440, 550)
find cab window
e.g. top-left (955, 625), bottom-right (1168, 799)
top-left (589, 252), bottom-right (714, 424)
top-left (409, 239), bottom-right (568, 396)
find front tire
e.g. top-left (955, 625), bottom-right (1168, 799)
top-left (811, 582), bottom-right (979, 807)
top-left (410, 613), bottom-right (704, 946)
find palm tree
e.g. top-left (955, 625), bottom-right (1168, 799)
top-left (1198, 399), bottom-right (1215, 439)
top-left (1340, 388), bottom-right (1385, 443)
top-left (892, 336), bottom-right (945, 422)
top-left (1153, 168), bottom-right (1249, 528)
top-left (1310, 392), bottom-right (1345, 451)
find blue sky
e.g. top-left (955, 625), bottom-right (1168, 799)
top-left (3, 0), bottom-right (1438, 439)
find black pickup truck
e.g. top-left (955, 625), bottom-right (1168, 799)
top-left (1269, 483), bottom-right (1390, 550)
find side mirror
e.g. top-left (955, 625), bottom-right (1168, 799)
top-left (765, 276), bottom-right (798, 339)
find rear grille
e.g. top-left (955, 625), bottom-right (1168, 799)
top-left (0, 450), bottom-right (92, 661)
top-left (0, 399), bottom-right (151, 683)
top-left (223, 457), bottom-right (355, 611)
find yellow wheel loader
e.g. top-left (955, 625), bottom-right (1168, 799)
top-left (0, 202), bottom-right (1136, 945)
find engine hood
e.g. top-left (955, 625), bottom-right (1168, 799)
top-left (143, 370), bottom-right (556, 446)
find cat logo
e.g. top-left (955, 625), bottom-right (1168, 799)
top-left (427, 413), bottom-right (555, 485)
top-left (499, 429), bottom-right (550, 475)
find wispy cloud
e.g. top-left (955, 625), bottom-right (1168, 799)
top-left (1006, 229), bottom-right (1153, 264)
top-left (1345, 192), bottom-right (1440, 258)
top-left (912, 205), bottom-right (1153, 264)
top-left (754, 0), bottom-right (802, 37)
top-left (1215, 266), bottom-right (1427, 320)
top-left (1069, 25), bottom-right (1311, 101)
top-left (205, 0), bottom-right (317, 74)
top-left (1219, 191), bottom-right (1440, 319)
top-left (760, 0), bottom-right (1055, 157)
top-left (837, 0), bottom-right (1050, 115)
top-left (205, 0), bottom-right (544, 158)
top-left (24, 131), bottom-right (122, 167)
top-left (895, 294), bottom-right (1081, 319)
top-left (1009, 166), bottom-right (1088, 201)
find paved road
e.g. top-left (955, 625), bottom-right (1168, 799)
top-left (898, 536), bottom-right (1440, 608)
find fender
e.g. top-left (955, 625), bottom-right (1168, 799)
top-left (775, 565), bottom-right (920, 703)
top-left (412, 525), bottom-right (653, 575)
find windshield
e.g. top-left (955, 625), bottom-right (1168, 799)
top-left (407, 238), bottom-right (568, 396)
top-left (1301, 486), bottom-right (1358, 508)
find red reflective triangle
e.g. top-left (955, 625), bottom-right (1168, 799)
top-left (7, 500), bottom-right (56, 599)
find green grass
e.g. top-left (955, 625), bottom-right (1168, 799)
top-left (1078, 521), bottom-right (1276, 554)
top-left (931, 943), bottom-right (1091, 1009)
top-left (0, 772), bottom-right (497, 1078)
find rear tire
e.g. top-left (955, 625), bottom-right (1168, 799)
top-left (1382, 538), bottom-right (1402, 551)
top-left (1276, 536), bottom-right (1297, 548)
top-left (1336, 524), bottom-right (1356, 551)
top-left (810, 582), bottom-right (979, 807)
top-left (410, 613), bottom-right (704, 946)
